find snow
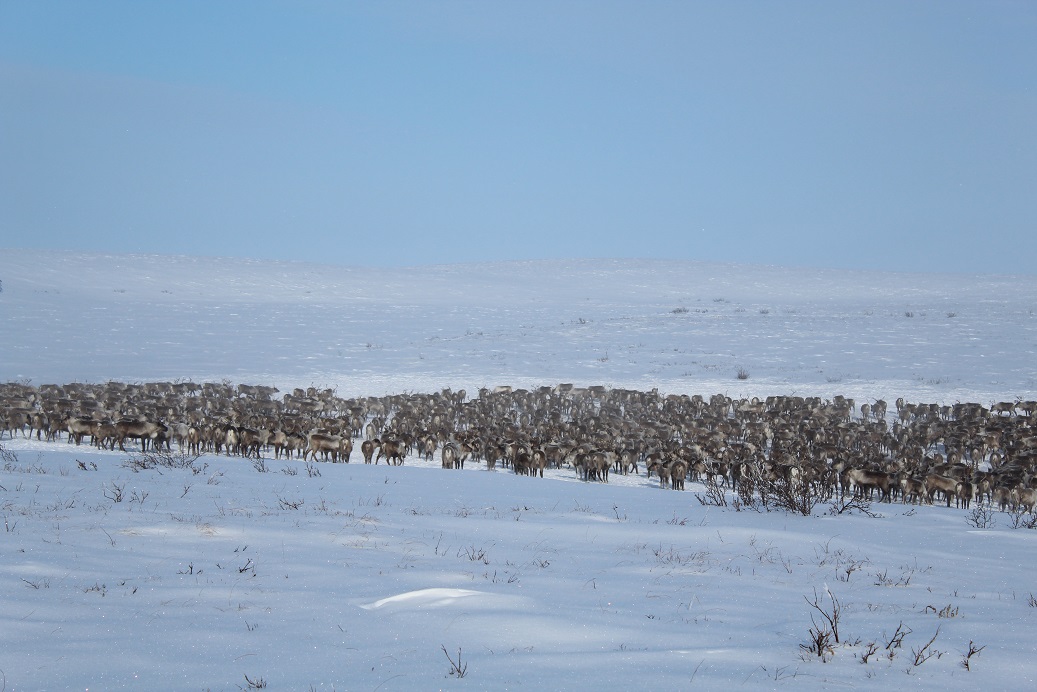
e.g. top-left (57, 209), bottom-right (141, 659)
top-left (1, 250), bottom-right (1036, 690)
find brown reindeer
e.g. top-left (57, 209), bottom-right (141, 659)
top-left (376, 438), bottom-right (405, 465)
top-left (361, 439), bottom-right (376, 464)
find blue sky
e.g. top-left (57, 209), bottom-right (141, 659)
top-left (1, 1), bottom-right (1035, 273)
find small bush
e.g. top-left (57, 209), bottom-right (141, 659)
top-left (0, 442), bottom-right (18, 464)
top-left (965, 505), bottom-right (996, 529)
top-left (760, 474), bottom-right (828, 516)
top-left (736, 368), bottom-right (750, 380)
top-left (961, 640), bottom-right (985, 671)
top-left (1009, 511), bottom-right (1037, 530)
top-left (243, 674), bottom-right (267, 689)
top-left (696, 475), bottom-right (728, 507)
top-left (124, 448), bottom-right (202, 472)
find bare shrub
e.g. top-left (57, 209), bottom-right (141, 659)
top-left (442, 645), bottom-right (468, 678)
top-left (961, 640), bottom-right (985, 671)
top-left (884, 621), bottom-right (911, 658)
top-left (103, 482), bottom-right (125, 503)
top-left (759, 474), bottom-right (828, 516)
top-left (923, 604), bottom-right (959, 618)
top-left (827, 494), bottom-right (876, 517)
top-left (124, 448), bottom-right (202, 473)
top-left (1009, 510), bottom-right (1037, 530)
top-left (0, 442), bottom-right (18, 464)
top-left (911, 627), bottom-right (942, 666)
top-left (965, 505), bottom-right (997, 529)
top-left (695, 475), bottom-right (728, 507)
top-left (243, 673), bottom-right (267, 689)
top-left (801, 623), bottom-right (834, 662)
top-left (805, 587), bottom-right (843, 644)
top-left (733, 467), bottom-right (761, 511)
top-left (460, 545), bottom-right (489, 563)
top-left (736, 368), bottom-right (750, 380)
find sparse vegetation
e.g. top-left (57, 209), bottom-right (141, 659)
top-left (966, 505), bottom-right (996, 529)
top-left (695, 475), bottom-right (728, 507)
top-left (0, 442), bottom-right (19, 464)
top-left (242, 673), bottom-right (267, 689)
top-left (961, 641), bottom-right (985, 671)
top-left (442, 645), bottom-right (468, 678)
top-left (910, 627), bottom-right (943, 667)
top-left (123, 448), bottom-right (202, 473)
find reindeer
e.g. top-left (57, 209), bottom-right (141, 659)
top-left (923, 474), bottom-right (959, 507)
top-left (646, 459), bottom-right (671, 489)
top-left (441, 442), bottom-right (458, 469)
top-left (306, 432), bottom-right (345, 462)
top-left (93, 421), bottom-right (118, 450)
top-left (375, 438), bottom-right (405, 465)
top-left (116, 418), bottom-right (167, 452)
top-left (187, 425), bottom-right (203, 455)
top-left (421, 435), bottom-right (438, 462)
top-left (669, 459), bottom-right (688, 490)
top-left (269, 429), bottom-right (289, 459)
top-left (361, 439), bottom-right (376, 464)
top-left (28, 412), bottom-right (49, 441)
top-left (521, 448), bottom-right (544, 477)
top-left (237, 427), bottom-right (266, 459)
top-left (843, 467), bottom-right (892, 502)
top-left (955, 480), bottom-right (974, 509)
top-left (900, 476), bottom-right (926, 505)
top-left (67, 416), bottom-right (97, 446)
top-left (1013, 487), bottom-right (1037, 513)
top-left (993, 485), bottom-right (1014, 512)
top-left (580, 451), bottom-right (612, 482)
top-left (513, 451), bottom-right (534, 476)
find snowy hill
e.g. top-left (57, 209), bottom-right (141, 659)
top-left (1, 250), bottom-right (1037, 690)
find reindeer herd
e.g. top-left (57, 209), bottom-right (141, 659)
top-left (2, 380), bottom-right (1036, 514)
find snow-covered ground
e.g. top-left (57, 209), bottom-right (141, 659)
top-left (1, 250), bottom-right (1036, 690)
top-left (2, 249), bottom-right (1035, 402)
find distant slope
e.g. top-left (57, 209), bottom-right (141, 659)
top-left (1, 249), bottom-right (1034, 403)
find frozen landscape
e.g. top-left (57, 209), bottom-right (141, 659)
top-left (1, 250), bottom-right (1037, 690)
